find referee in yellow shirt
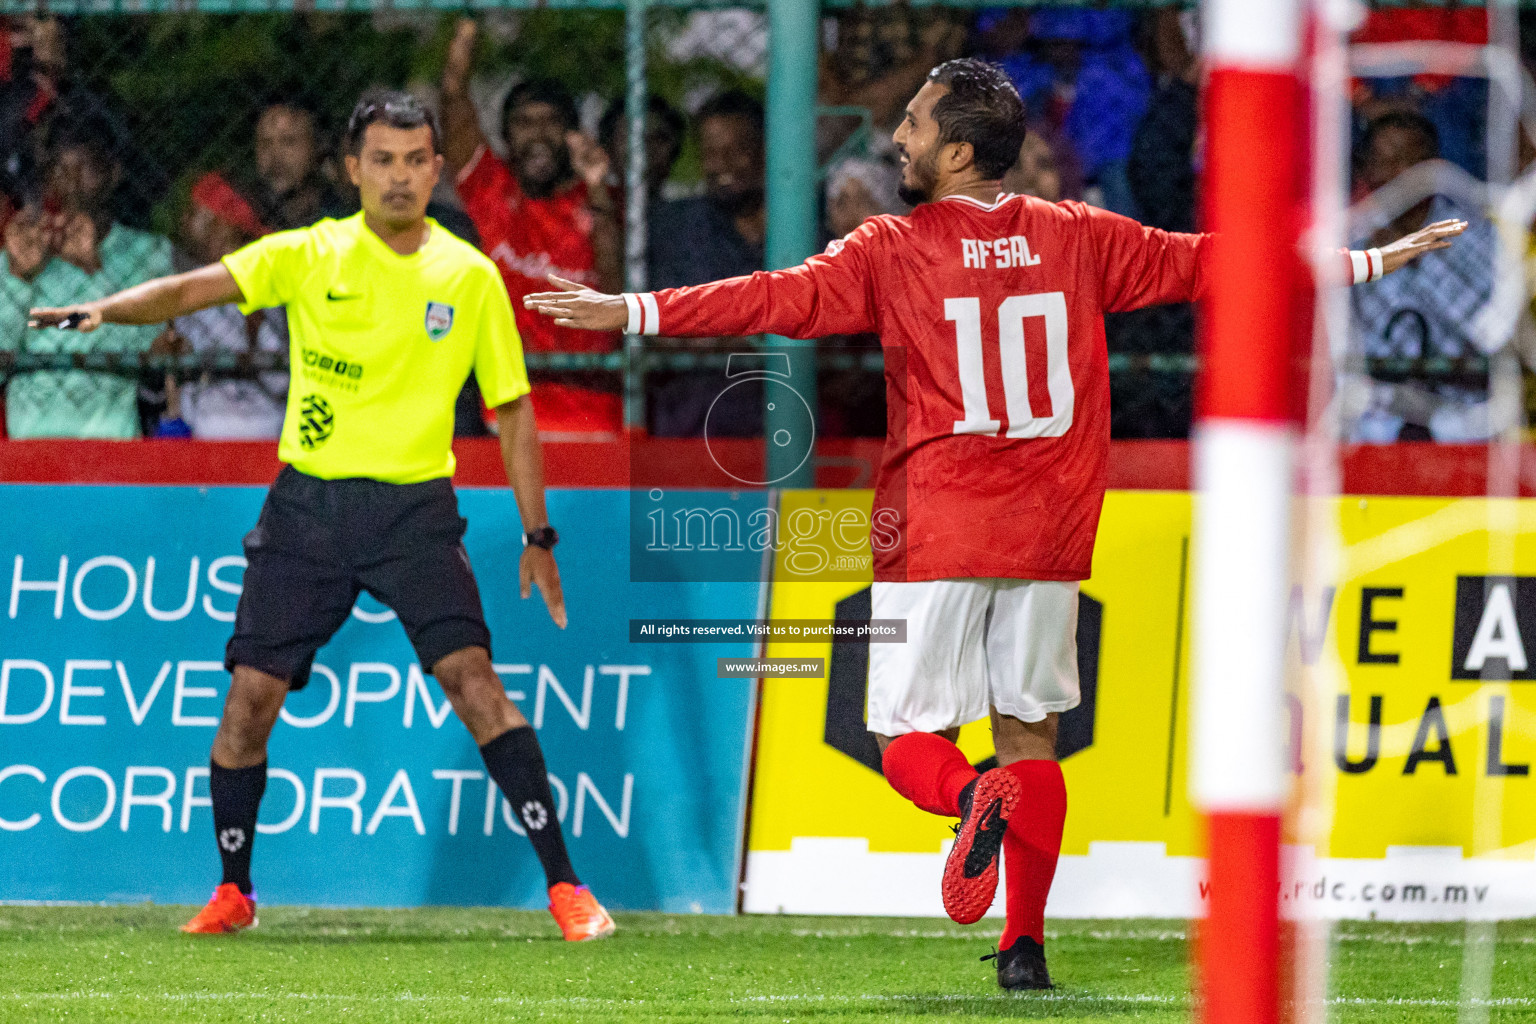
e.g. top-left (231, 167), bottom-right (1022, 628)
top-left (29, 90), bottom-right (615, 942)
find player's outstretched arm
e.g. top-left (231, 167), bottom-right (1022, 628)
top-left (1098, 207), bottom-right (1471, 314)
top-left (28, 262), bottom-right (243, 332)
top-left (1375, 218), bottom-right (1466, 277)
top-left (529, 222), bottom-right (880, 337)
top-left (496, 394), bottom-right (568, 630)
top-left (526, 229), bottom-right (879, 341)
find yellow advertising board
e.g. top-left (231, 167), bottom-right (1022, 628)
top-left (741, 489), bottom-right (1536, 921)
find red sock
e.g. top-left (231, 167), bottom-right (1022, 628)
top-left (999, 759), bottom-right (1067, 948)
top-left (881, 732), bottom-right (978, 817)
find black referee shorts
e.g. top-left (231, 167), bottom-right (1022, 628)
top-left (226, 466), bottom-right (493, 690)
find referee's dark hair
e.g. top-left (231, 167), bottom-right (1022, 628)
top-left (925, 58), bottom-right (1027, 180)
top-left (501, 79), bottom-right (579, 140)
top-left (345, 88), bottom-right (441, 155)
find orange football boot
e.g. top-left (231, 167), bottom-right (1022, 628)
top-left (548, 882), bottom-right (615, 941)
top-left (941, 767), bottom-right (1022, 924)
top-left (180, 883), bottom-right (257, 934)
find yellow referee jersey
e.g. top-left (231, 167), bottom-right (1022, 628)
top-left (223, 212), bottom-right (530, 484)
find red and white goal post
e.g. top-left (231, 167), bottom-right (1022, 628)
top-left (1194, 1), bottom-right (1304, 1023)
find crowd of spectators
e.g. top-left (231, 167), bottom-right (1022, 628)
top-left (0, 7), bottom-right (1524, 443)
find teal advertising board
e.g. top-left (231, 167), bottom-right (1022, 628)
top-left (0, 485), bottom-right (761, 912)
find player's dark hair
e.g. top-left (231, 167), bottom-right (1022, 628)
top-left (345, 89), bottom-right (440, 155)
top-left (697, 89), bottom-right (765, 144)
top-left (501, 78), bottom-right (579, 140)
top-left (1361, 109), bottom-right (1440, 162)
top-left (925, 58), bottom-right (1028, 180)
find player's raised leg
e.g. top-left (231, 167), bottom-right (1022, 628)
top-left (869, 579), bottom-right (1022, 924)
top-left (180, 665), bottom-right (287, 934)
top-left (879, 726), bottom-right (1023, 925)
top-left (434, 646), bottom-right (614, 941)
top-left (880, 729), bottom-right (972, 816)
top-left (867, 578), bottom-right (986, 825)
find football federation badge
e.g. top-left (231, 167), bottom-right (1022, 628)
top-left (425, 301), bottom-right (455, 341)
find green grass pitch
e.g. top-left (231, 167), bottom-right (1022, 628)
top-left (3, 907), bottom-right (1535, 1022)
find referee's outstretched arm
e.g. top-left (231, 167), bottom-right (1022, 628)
top-left (28, 262), bottom-right (241, 331)
top-left (497, 394), bottom-right (568, 629)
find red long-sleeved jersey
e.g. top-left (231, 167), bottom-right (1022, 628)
top-left (625, 193), bottom-right (1356, 582)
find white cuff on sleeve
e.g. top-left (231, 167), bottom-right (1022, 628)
top-left (1366, 247), bottom-right (1383, 282)
top-left (620, 293), bottom-right (661, 336)
top-left (639, 293), bottom-right (660, 336)
top-left (1350, 249), bottom-right (1370, 285)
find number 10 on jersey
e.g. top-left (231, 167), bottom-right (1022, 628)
top-left (945, 292), bottom-right (1074, 439)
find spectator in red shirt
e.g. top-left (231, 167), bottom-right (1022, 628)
top-left (441, 17), bottom-right (623, 436)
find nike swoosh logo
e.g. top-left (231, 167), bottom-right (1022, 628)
top-left (327, 290), bottom-right (360, 301)
top-left (962, 799), bottom-right (1008, 878)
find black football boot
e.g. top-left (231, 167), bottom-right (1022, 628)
top-left (984, 935), bottom-right (1053, 990)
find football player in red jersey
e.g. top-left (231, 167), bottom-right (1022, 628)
top-left (525, 60), bottom-right (1462, 988)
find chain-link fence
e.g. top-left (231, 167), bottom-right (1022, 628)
top-left (0, 2), bottom-right (1527, 445)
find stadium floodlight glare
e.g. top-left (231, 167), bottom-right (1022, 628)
top-left (1192, 2), bottom-right (1302, 1024)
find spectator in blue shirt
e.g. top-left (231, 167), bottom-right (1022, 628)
top-left (984, 7), bottom-right (1151, 217)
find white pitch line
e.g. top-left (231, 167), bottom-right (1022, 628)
top-left (788, 928), bottom-right (975, 939)
top-left (739, 992), bottom-right (1184, 1005)
top-left (1069, 929), bottom-right (1189, 942)
top-left (7, 990), bottom-right (1534, 1009)
top-left (1332, 932), bottom-right (1536, 947)
top-left (0, 991), bottom-right (1174, 1007)
top-left (783, 927), bottom-right (1190, 941)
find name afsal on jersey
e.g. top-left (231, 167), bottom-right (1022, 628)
top-left (961, 236), bottom-right (1042, 271)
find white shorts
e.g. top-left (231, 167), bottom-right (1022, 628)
top-left (867, 578), bottom-right (1080, 736)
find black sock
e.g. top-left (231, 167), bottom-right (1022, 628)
top-left (479, 726), bottom-right (580, 887)
top-left (210, 760), bottom-right (266, 895)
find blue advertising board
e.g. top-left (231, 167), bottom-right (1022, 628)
top-left (0, 485), bottom-right (762, 913)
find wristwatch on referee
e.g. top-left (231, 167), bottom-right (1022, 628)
top-left (524, 525), bottom-right (559, 550)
